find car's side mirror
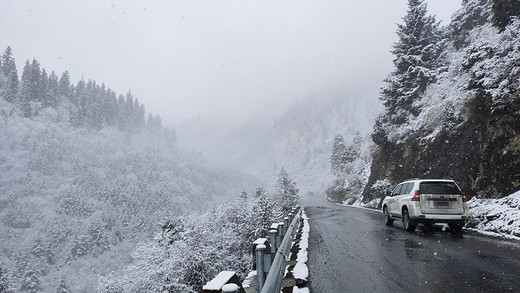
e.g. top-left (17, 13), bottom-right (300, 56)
top-left (385, 189), bottom-right (393, 197)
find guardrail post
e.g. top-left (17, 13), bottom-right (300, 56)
top-left (283, 217), bottom-right (289, 235)
top-left (256, 244), bottom-right (266, 291)
top-left (222, 283), bottom-right (239, 293)
top-left (277, 222), bottom-right (284, 248)
top-left (269, 229), bottom-right (277, 252)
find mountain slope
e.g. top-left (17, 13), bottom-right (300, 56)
top-left (0, 96), bottom-right (256, 292)
top-left (363, 0), bottom-right (520, 202)
top-left (230, 88), bottom-right (381, 192)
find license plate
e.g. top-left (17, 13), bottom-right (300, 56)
top-left (435, 201), bottom-right (449, 207)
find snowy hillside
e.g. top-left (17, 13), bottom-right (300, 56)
top-left (0, 50), bottom-right (266, 292)
top-left (363, 0), bottom-right (520, 202)
top-left (0, 99), bottom-right (258, 292)
top-left (230, 88), bottom-right (381, 193)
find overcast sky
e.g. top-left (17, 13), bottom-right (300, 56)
top-left (0, 0), bottom-right (461, 127)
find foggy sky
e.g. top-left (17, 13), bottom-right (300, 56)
top-left (0, 0), bottom-right (461, 127)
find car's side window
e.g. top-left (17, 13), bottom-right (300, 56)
top-left (392, 184), bottom-right (403, 196)
top-left (403, 182), bottom-right (414, 194)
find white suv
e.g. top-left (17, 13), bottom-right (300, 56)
top-left (382, 179), bottom-right (469, 232)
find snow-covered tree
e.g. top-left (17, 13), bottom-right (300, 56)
top-left (1, 46), bottom-right (19, 103)
top-left (450, 0), bottom-right (492, 49)
top-left (20, 59), bottom-right (43, 117)
top-left (44, 71), bottom-right (60, 108)
top-left (377, 0), bottom-right (446, 135)
top-left (58, 71), bottom-right (71, 98)
top-left (327, 133), bottom-right (372, 204)
top-left (331, 134), bottom-right (346, 176)
top-left (19, 268), bottom-right (41, 293)
top-left (343, 131), bottom-right (362, 164)
top-left (251, 187), bottom-right (278, 238)
top-left (492, 0), bottom-right (520, 32)
top-left (275, 167), bottom-right (300, 211)
top-left (461, 17), bottom-right (520, 114)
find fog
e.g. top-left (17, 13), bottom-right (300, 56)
top-left (1, 0), bottom-right (460, 130)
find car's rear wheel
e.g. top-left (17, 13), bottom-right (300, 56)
top-left (402, 209), bottom-right (416, 232)
top-left (383, 206), bottom-right (393, 226)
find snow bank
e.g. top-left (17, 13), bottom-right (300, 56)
top-left (293, 210), bottom-right (309, 281)
top-left (467, 191), bottom-right (520, 240)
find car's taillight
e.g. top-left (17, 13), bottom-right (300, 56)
top-left (462, 193), bottom-right (468, 202)
top-left (411, 190), bottom-right (420, 201)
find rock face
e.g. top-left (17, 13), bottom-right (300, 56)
top-left (363, 93), bottom-right (520, 203)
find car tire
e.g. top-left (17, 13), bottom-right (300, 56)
top-left (383, 206), bottom-right (393, 226)
top-left (402, 209), bottom-right (416, 232)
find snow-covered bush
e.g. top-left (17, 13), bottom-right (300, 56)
top-left (98, 184), bottom-right (296, 292)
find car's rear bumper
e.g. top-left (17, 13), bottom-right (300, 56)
top-left (412, 214), bottom-right (468, 224)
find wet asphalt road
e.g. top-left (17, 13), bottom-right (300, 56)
top-left (303, 196), bottom-right (520, 293)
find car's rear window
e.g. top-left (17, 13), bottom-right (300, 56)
top-left (419, 182), bottom-right (460, 194)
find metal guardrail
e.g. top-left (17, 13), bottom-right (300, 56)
top-left (203, 206), bottom-right (302, 293)
top-left (258, 206), bottom-right (302, 293)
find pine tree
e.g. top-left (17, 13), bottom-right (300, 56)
top-left (331, 134), bottom-right (346, 175)
top-left (275, 167), bottom-right (300, 211)
top-left (344, 132), bottom-right (362, 163)
top-left (379, 0), bottom-right (446, 126)
top-left (1, 46), bottom-right (19, 103)
top-left (45, 71), bottom-right (60, 108)
top-left (25, 59), bottom-right (42, 102)
top-left (19, 268), bottom-right (41, 293)
top-left (120, 91), bottom-right (135, 132)
top-left (450, 0), bottom-right (491, 50)
top-left (116, 94), bottom-right (126, 130)
top-left (71, 79), bottom-right (86, 126)
top-left (103, 88), bottom-right (118, 126)
top-left (20, 59), bottom-right (42, 117)
top-left (147, 113), bottom-right (163, 131)
top-left (58, 71), bottom-right (71, 98)
top-left (132, 98), bottom-right (144, 131)
top-left (84, 81), bottom-right (104, 130)
top-left (251, 187), bottom-right (276, 238)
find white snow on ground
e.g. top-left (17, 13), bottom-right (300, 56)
top-left (293, 210), bottom-right (309, 280)
top-left (466, 191), bottom-right (520, 240)
top-left (292, 209), bottom-right (310, 293)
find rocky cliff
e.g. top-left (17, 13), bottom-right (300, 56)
top-left (362, 1), bottom-right (520, 203)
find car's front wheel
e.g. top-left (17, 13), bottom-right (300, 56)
top-left (383, 206), bottom-right (393, 226)
top-left (402, 209), bottom-right (416, 232)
